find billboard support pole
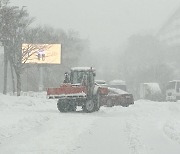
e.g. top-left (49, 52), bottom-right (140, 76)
top-left (39, 65), bottom-right (43, 91)
top-left (27, 65), bottom-right (28, 91)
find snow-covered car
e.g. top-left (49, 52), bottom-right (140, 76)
top-left (108, 80), bottom-right (127, 91)
top-left (140, 83), bottom-right (163, 101)
top-left (101, 80), bottom-right (134, 107)
top-left (105, 87), bottom-right (134, 107)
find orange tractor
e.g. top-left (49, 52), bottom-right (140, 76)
top-left (47, 67), bottom-right (134, 112)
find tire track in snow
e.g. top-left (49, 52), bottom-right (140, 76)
top-left (163, 120), bottom-right (180, 145)
top-left (124, 117), bottom-right (149, 154)
top-left (163, 102), bottom-right (180, 145)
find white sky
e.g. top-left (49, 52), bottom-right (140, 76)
top-left (12, 0), bottom-right (180, 51)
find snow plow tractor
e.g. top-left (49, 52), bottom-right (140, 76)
top-left (47, 67), bottom-right (134, 113)
top-left (47, 67), bottom-right (108, 113)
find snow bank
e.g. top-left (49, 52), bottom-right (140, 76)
top-left (0, 92), bottom-right (55, 144)
top-left (0, 92), bottom-right (99, 153)
top-left (0, 92), bottom-right (55, 111)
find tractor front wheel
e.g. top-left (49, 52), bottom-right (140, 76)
top-left (83, 100), bottom-right (95, 113)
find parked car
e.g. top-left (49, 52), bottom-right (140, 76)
top-left (104, 80), bottom-right (134, 107)
top-left (166, 80), bottom-right (180, 102)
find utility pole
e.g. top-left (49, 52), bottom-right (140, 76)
top-left (38, 65), bottom-right (44, 91)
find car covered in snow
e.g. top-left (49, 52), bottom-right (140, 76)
top-left (108, 80), bottom-right (127, 91)
top-left (140, 83), bottom-right (163, 101)
top-left (102, 80), bottom-right (134, 107)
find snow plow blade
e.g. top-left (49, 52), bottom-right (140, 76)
top-left (47, 84), bottom-right (87, 99)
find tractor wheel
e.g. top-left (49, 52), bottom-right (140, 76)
top-left (94, 93), bottom-right (101, 111)
top-left (69, 104), bottom-right (76, 112)
top-left (83, 100), bottom-right (95, 113)
top-left (57, 99), bottom-right (70, 112)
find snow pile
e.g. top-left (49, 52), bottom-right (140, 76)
top-left (0, 93), bottom-right (55, 144)
top-left (0, 93), bottom-right (99, 153)
top-left (71, 67), bottom-right (95, 71)
top-left (0, 92), bottom-right (54, 111)
top-left (108, 87), bottom-right (128, 94)
top-left (0, 113), bottom-right (49, 143)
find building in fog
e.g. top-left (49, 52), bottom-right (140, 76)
top-left (158, 7), bottom-right (180, 46)
top-left (157, 6), bottom-right (180, 78)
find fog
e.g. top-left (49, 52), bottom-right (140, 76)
top-left (12, 0), bottom-right (180, 51)
top-left (1, 2), bottom-right (180, 152)
top-left (1, 0), bottom-right (180, 98)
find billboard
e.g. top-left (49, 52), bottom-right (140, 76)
top-left (22, 44), bottom-right (61, 64)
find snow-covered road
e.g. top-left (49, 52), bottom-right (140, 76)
top-left (72, 103), bottom-right (180, 154)
top-left (0, 93), bottom-right (180, 154)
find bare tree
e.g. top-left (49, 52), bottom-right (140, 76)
top-left (0, 4), bottom-right (34, 95)
top-left (0, 0), bottom-right (11, 94)
top-left (1, 3), bottom-right (89, 94)
top-left (21, 26), bottom-right (90, 91)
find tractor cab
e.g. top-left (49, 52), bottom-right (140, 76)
top-left (70, 67), bottom-right (95, 85)
top-left (69, 67), bottom-right (96, 98)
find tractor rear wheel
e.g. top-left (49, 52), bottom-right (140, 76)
top-left (57, 99), bottom-right (70, 112)
top-left (68, 104), bottom-right (76, 112)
